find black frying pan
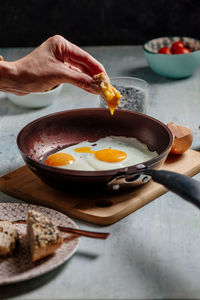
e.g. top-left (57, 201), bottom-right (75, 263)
top-left (17, 108), bottom-right (200, 209)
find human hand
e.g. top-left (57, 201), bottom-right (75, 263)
top-left (0, 35), bottom-right (107, 95)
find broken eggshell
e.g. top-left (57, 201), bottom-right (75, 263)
top-left (167, 122), bottom-right (193, 154)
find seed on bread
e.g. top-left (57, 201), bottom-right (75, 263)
top-left (0, 221), bottom-right (18, 257)
top-left (27, 210), bottom-right (63, 262)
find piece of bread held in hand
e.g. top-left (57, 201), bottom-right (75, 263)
top-left (0, 221), bottom-right (19, 257)
top-left (27, 210), bottom-right (63, 262)
top-left (93, 72), bottom-right (122, 115)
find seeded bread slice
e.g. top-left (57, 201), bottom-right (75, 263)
top-left (27, 210), bottom-right (63, 262)
top-left (0, 221), bottom-right (18, 257)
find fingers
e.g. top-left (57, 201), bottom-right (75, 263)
top-left (60, 66), bottom-right (100, 94)
top-left (65, 59), bottom-right (93, 77)
top-left (65, 41), bottom-right (107, 77)
top-left (64, 62), bottom-right (81, 73)
top-left (46, 35), bottom-right (109, 93)
top-left (48, 35), bottom-right (102, 76)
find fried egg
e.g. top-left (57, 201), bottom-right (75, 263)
top-left (44, 136), bottom-right (158, 171)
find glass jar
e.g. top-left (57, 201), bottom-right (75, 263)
top-left (98, 77), bottom-right (148, 114)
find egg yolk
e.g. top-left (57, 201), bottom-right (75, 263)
top-left (95, 149), bottom-right (127, 163)
top-left (45, 153), bottom-right (75, 166)
top-left (102, 85), bottom-right (121, 115)
top-left (74, 147), bottom-right (95, 154)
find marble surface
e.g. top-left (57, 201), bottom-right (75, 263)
top-left (1, 46), bottom-right (200, 299)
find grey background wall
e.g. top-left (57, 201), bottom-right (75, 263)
top-left (0, 0), bottom-right (199, 47)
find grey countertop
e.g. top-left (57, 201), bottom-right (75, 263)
top-left (1, 46), bottom-right (200, 299)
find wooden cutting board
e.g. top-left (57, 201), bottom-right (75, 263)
top-left (1, 149), bottom-right (200, 225)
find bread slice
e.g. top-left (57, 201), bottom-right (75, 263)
top-left (93, 72), bottom-right (122, 115)
top-left (27, 210), bottom-right (63, 262)
top-left (0, 221), bottom-right (18, 257)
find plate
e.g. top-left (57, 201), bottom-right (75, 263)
top-left (0, 203), bottom-right (79, 285)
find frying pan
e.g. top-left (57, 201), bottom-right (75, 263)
top-left (17, 108), bottom-right (200, 209)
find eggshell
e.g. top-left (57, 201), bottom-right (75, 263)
top-left (167, 122), bottom-right (193, 154)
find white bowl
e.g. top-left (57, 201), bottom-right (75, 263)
top-left (6, 84), bottom-right (63, 108)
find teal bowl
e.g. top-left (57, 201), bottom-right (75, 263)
top-left (143, 37), bottom-right (200, 78)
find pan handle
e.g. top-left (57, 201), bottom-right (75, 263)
top-left (143, 169), bottom-right (200, 209)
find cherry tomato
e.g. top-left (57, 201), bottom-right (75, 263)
top-left (158, 47), bottom-right (172, 54)
top-left (171, 41), bottom-right (185, 53)
top-left (173, 47), bottom-right (191, 54)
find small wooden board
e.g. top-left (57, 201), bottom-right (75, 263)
top-left (1, 149), bottom-right (200, 225)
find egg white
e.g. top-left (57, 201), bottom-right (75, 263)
top-left (55, 136), bottom-right (157, 171)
